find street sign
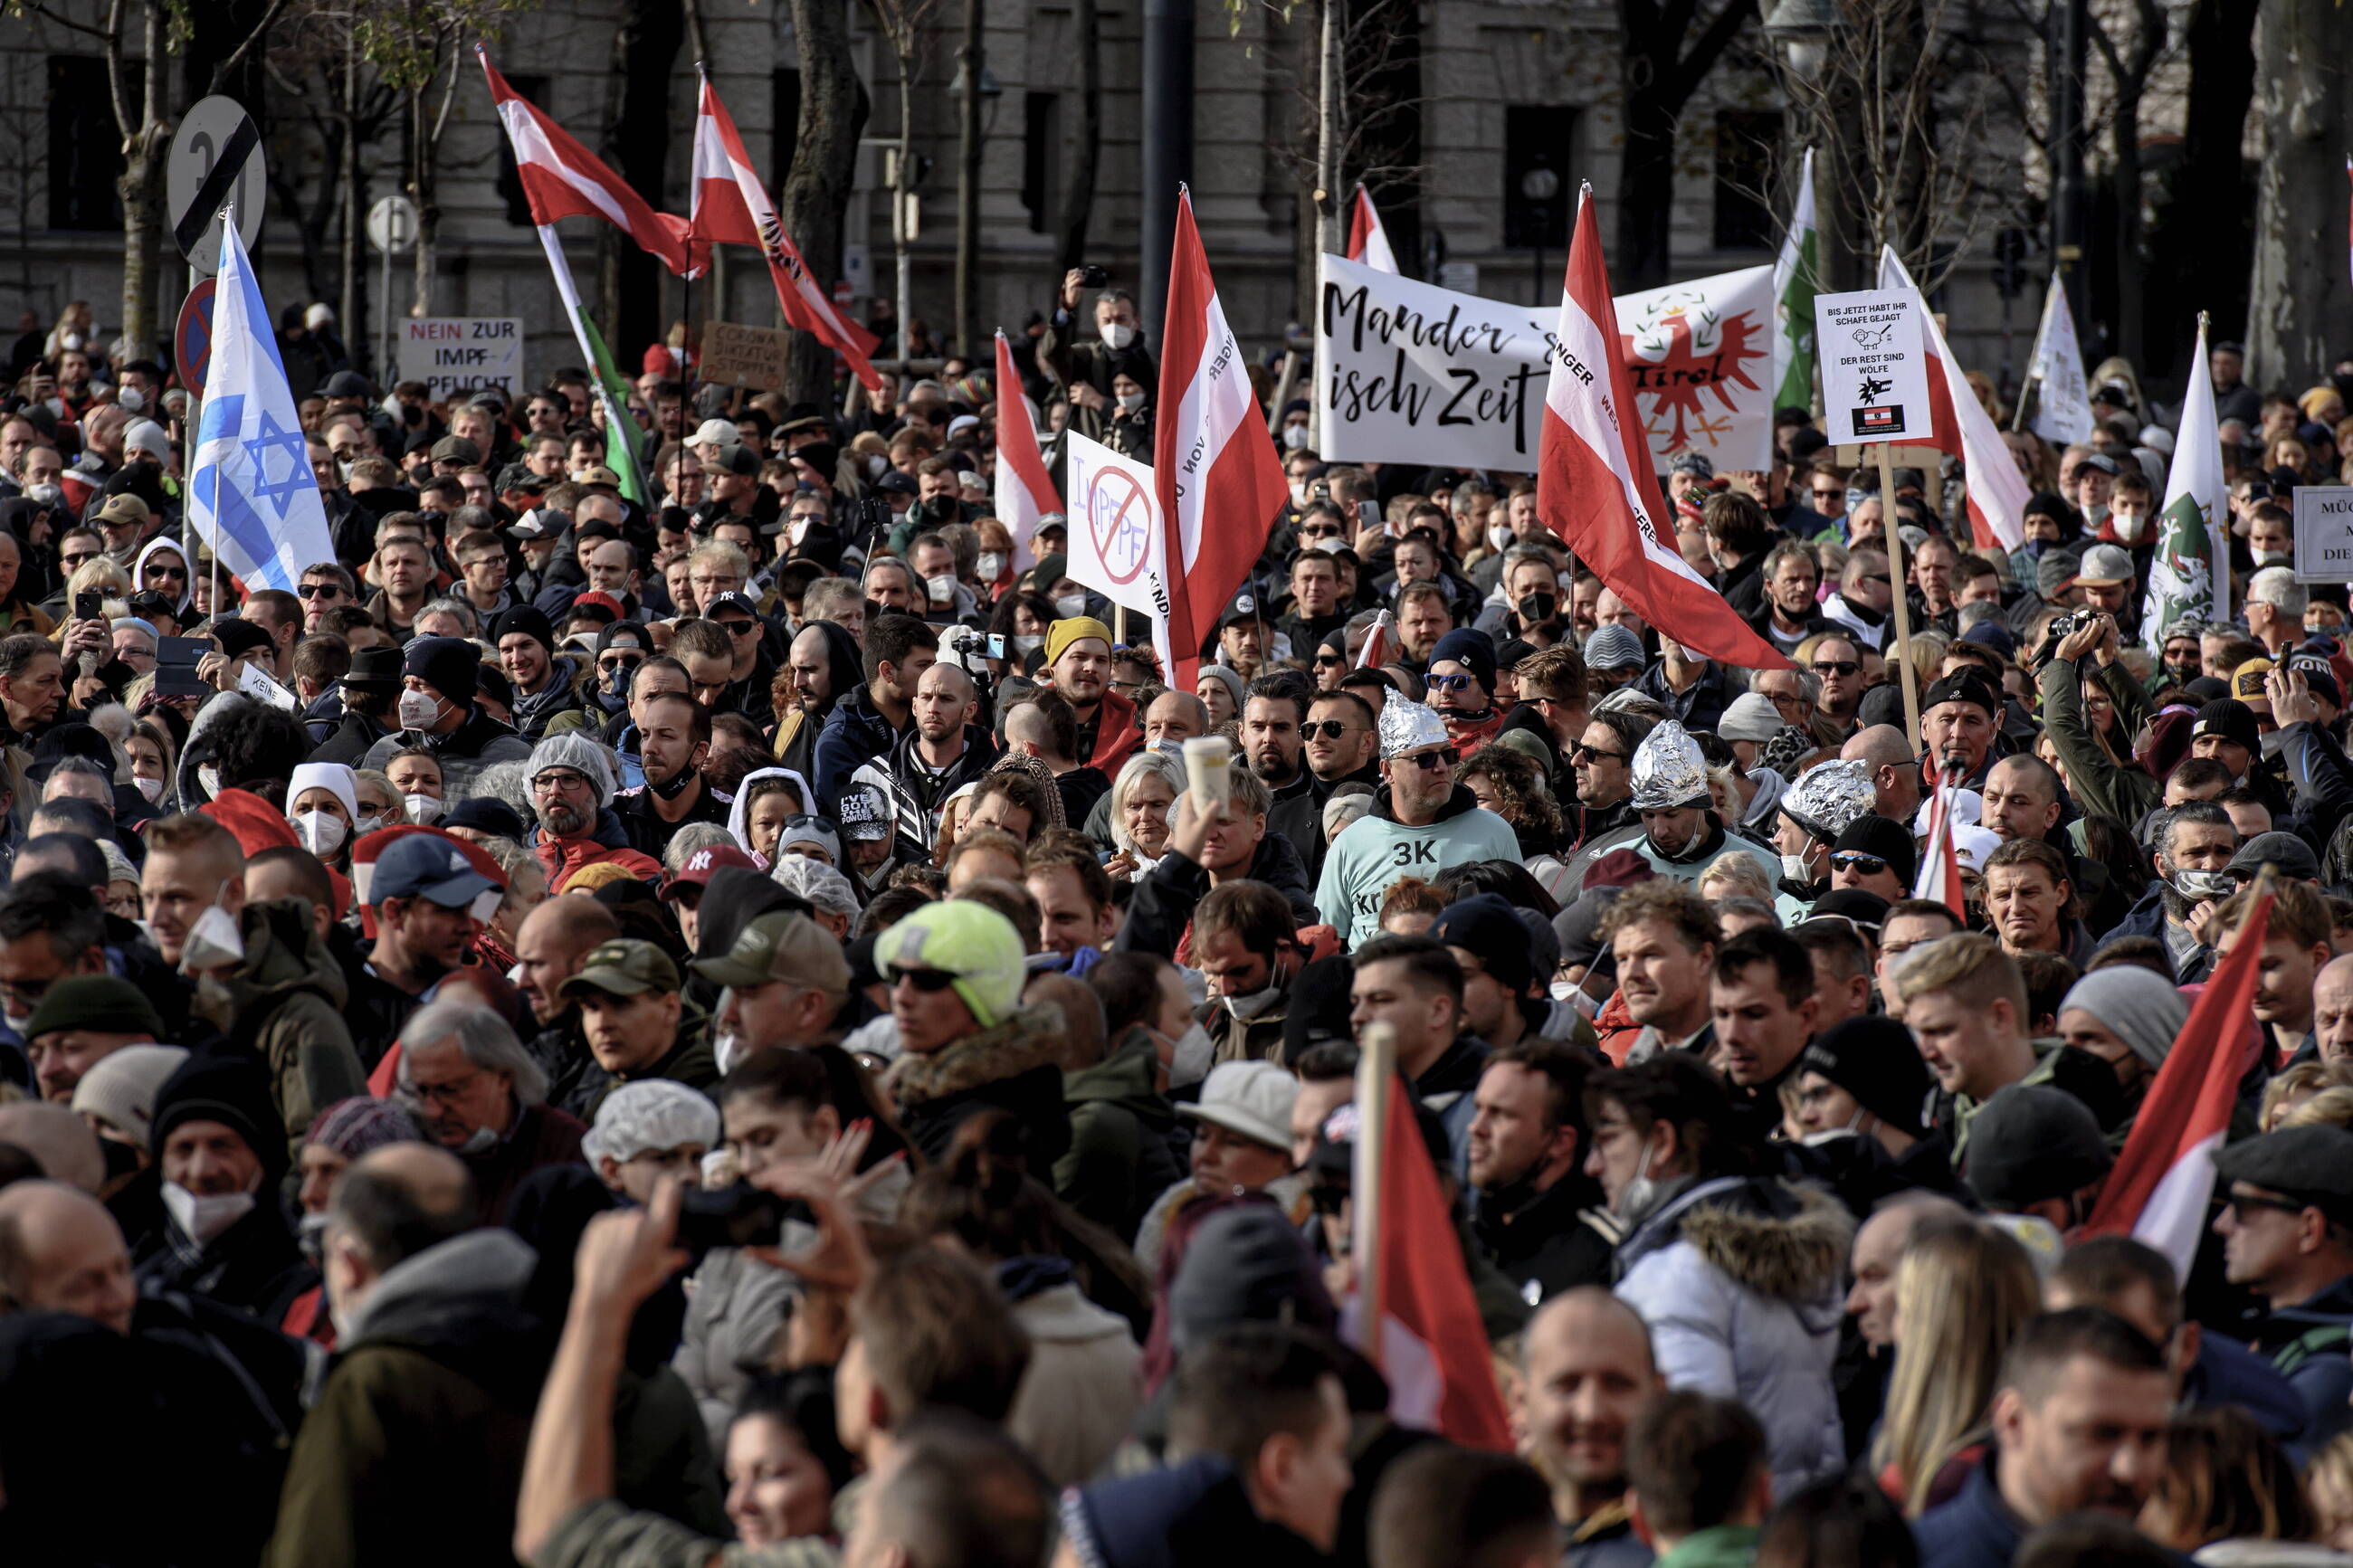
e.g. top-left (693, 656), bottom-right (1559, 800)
top-left (367, 195), bottom-right (419, 255)
top-left (173, 278), bottom-right (218, 386)
top-left (166, 95), bottom-right (266, 274)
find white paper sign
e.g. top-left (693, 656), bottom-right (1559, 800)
top-left (1063, 432), bottom-right (1166, 625)
top-left (1315, 255), bottom-right (1777, 474)
top-left (1813, 290), bottom-right (1932, 445)
top-left (2294, 487), bottom-right (2353, 584)
top-left (396, 317), bottom-right (525, 401)
top-left (237, 660), bottom-right (298, 713)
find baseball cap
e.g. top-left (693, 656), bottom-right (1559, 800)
top-left (95, 494), bottom-right (151, 527)
top-left (575, 464), bottom-right (624, 489)
top-left (1176, 1060), bottom-right (1298, 1153)
top-left (662, 844), bottom-right (758, 900)
top-left (371, 834), bottom-right (499, 908)
top-left (776, 814), bottom-right (842, 866)
top-left (508, 508), bottom-right (566, 541)
top-left (1217, 589), bottom-right (1263, 630)
top-left (559, 938), bottom-right (682, 1000)
top-left (877, 901), bottom-right (1025, 1030)
top-left (700, 443), bottom-right (759, 478)
top-left (690, 908), bottom-right (853, 998)
top-left (2074, 544), bottom-right (2134, 585)
top-left (837, 787), bottom-right (892, 843)
top-left (704, 591), bottom-right (761, 619)
top-left (691, 418), bottom-right (741, 449)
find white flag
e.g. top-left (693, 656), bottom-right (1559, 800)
top-left (2143, 318), bottom-right (2225, 651)
top-left (2024, 273), bottom-right (2095, 446)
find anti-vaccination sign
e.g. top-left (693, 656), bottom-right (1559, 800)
top-left (397, 317), bottom-right (526, 400)
top-left (1811, 290), bottom-right (1931, 445)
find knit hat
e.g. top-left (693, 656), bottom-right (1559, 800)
top-left (1428, 629), bottom-right (1498, 694)
top-left (287, 762), bottom-right (360, 825)
top-left (23, 976), bottom-right (165, 1043)
top-left (876, 899), bottom-right (1026, 1030)
top-left (1045, 616), bottom-right (1114, 667)
top-left (491, 604), bottom-right (556, 653)
top-left (209, 618), bottom-right (274, 662)
top-left (149, 1051), bottom-right (282, 1174)
top-left (2192, 698), bottom-right (2261, 758)
top-left (1800, 1016), bottom-right (1932, 1139)
top-left (1280, 955), bottom-right (1357, 1065)
top-left (1429, 892), bottom-right (1533, 993)
top-left (582, 1079), bottom-right (722, 1167)
top-left (1717, 692), bottom-right (1784, 744)
top-left (1167, 1206), bottom-right (1338, 1353)
top-left (1966, 1085), bottom-right (2111, 1211)
top-left (1195, 663), bottom-right (1244, 717)
top-left (405, 635), bottom-right (480, 707)
top-left (69, 1043), bottom-right (187, 1148)
top-left (2050, 968), bottom-right (2184, 1079)
top-left (304, 1096), bottom-right (425, 1158)
top-left (439, 795), bottom-right (527, 841)
top-left (529, 732), bottom-right (618, 809)
top-left (1832, 814), bottom-right (1917, 886)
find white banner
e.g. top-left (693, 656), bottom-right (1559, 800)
top-left (2025, 273), bottom-right (2095, 446)
top-left (1316, 255), bottom-right (1776, 474)
top-left (1063, 432), bottom-right (1168, 637)
top-left (397, 317), bottom-right (525, 400)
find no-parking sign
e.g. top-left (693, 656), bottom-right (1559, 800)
top-left (1064, 432), bottom-right (1166, 623)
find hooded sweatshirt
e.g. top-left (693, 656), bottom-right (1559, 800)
top-left (134, 535), bottom-right (193, 616)
top-left (1314, 783), bottom-right (1520, 949)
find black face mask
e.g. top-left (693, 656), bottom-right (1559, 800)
top-left (647, 762), bottom-right (700, 800)
top-left (1517, 592), bottom-right (1558, 626)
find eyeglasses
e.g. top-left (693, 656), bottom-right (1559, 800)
top-left (1571, 742), bottom-right (1628, 763)
top-left (1402, 748), bottom-right (1455, 772)
top-left (1426, 672), bottom-right (1477, 694)
top-left (1813, 659), bottom-right (1861, 676)
top-left (1302, 720), bottom-right (1359, 741)
top-left (891, 966), bottom-right (961, 993)
top-left (2223, 1190), bottom-right (2310, 1221)
top-left (1831, 851), bottom-right (1888, 876)
top-left (532, 771), bottom-right (594, 794)
top-left (400, 1068), bottom-right (487, 1107)
top-left (297, 582), bottom-right (345, 599)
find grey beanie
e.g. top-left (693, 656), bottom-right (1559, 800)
top-left (527, 732), bottom-right (617, 810)
top-left (1168, 1207), bottom-right (1338, 1352)
top-left (2057, 966), bottom-right (2188, 1069)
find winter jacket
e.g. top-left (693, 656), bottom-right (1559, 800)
top-left (2243, 1275), bottom-right (2353, 1448)
top-left (1001, 1257), bottom-right (1143, 1487)
top-left (1473, 1174), bottom-right (1618, 1308)
top-left (673, 1240), bottom-right (805, 1448)
top-left (1062, 1454), bottom-right (1329, 1568)
top-left (1415, 1031), bottom-right (1490, 1176)
top-left (812, 682), bottom-right (905, 806)
top-left (1613, 1174), bottom-right (1854, 1497)
top-left (2186, 1327), bottom-right (2310, 1453)
top-left (1653, 1525), bottom-right (1761, 1568)
top-left (851, 722), bottom-right (1000, 854)
top-left (1558, 817), bottom-right (1783, 904)
top-left (1912, 1453), bottom-right (2025, 1568)
top-left (1074, 684), bottom-right (1145, 774)
top-left (191, 898), bottom-right (369, 1161)
top-left (466, 1100), bottom-right (592, 1225)
top-left (2039, 655), bottom-right (2160, 827)
top-left (1118, 834), bottom-right (1322, 961)
top-left (887, 1003), bottom-right (1074, 1172)
top-left (310, 708), bottom-right (392, 768)
top-left (263, 1230), bottom-right (546, 1568)
top-left (360, 707), bottom-right (533, 801)
top-left (133, 1190), bottom-right (307, 1320)
top-left (1314, 784), bottom-right (1522, 949)
top-left (1263, 769), bottom-right (1330, 885)
top-left (513, 654), bottom-right (589, 740)
top-left (1039, 311), bottom-right (1157, 444)
top-left (612, 774), bottom-right (734, 860)
top-left (533, 805), bottom-right (665, 890)
top-left (584, 1017), bottom-right (720, 1120)
top-left (1054, 1038), bottom-right (1186, 1238)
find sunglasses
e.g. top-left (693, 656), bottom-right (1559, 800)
top-left (2223, 1190), bottom-right (2310, 1221)
top-left (1861, 575), bottom-right (1891, 586)
top-left (1402, 748), bottom-right (1455, 772)
top-left (1571, 742), bottom-right (1628, 763)
top-left (297, 582), bottom-right (344, 599)
top-left (891, 966), bottom-right (961, 993)
top-left (148, 566), bottom-right (186, 581)
top-left (1811, 488), bottom-right (1843, 499)
top-left (1313, 652), bottom-right (1344, 666)
top-left (1425, 672), bottom-right (1477, 694)
top-left (1831, 851), bottom-right (1888, 876)
top-left (1814, 659), bottom-right (1861, 676)
top-left (716, 617), bottom-right (758, 637)
top-left (1302, 719), bottom-right (1358, 741)
top-left (597, 655), bottom-right (644, 673)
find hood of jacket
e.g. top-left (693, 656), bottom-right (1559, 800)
top-left (888, 1002), bottom-right (1065, 1108)
top-left (192, 896), bottom-right (351, 1032)
top-left (1064, 1037), bottom-right (1177, 1122)
top-left (134, 535), bottom-right (193, 615)
top-left (515, 653), bottom-right (585, 711)
top-left (724, 764), bottom-right (818, 855)
top-left (1373, 781), bottom-right (1484, 828)
top-left (1625, 1174), bottom-right (1853, 1305)
top-left (342, 1227), bottom-right (538, 1350)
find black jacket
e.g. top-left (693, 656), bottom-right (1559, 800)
top-left (1116, 834), bottom-right (1320, 960)
top-left (1262, 768), bottom-right (1329, 886)
top-left (612, 774), bottom-right (733, 860)
top-left (1472, 1174), bottom-right (1617, 1307)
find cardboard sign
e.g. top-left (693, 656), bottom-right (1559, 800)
top-left (700, 321), bottom-right (794, 394)
top-left (1812, 290), bottom-right (1931, 444)
top-left (1063, 432), bottom-right (1166, 623)
top-left (397, 318), bottom-right (524, 400)
top-left (2294, 487), bottom-right (2353, 584)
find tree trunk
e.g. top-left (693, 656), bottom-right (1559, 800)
top-left (1054, 0), bottom-right (1100, 271)
top-left (1612, 0), bottom-right (1759, 290)
top-left (340, 33), bottom-right (362, 376)
top-left (780, 0), bottom-right (866, 403)
top-left (115, 0), bottom-right (167, 363)
top-left (954, 0), bottom-right (984, 357)
top-left (2244, 0), bottom-right (2350, 386)
top-left (2165, 0), bottom-right (2255, 347)
top-left (408, 81), bottom-right (434, 318)
top-left (1314, 0), bottom-right (1341, 259)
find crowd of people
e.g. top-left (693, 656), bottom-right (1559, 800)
top-left (0, 283), bottom-right (2350, 1568)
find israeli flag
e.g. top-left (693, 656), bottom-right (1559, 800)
top-left (187, 205), bottom-right (337, 594)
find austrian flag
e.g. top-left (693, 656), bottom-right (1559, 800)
top-left (478, 49), bottom-right (691, 276)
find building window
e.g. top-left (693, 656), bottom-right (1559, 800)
top-left (773, 69), bottom-right (802, 194)
top-left (495, 73), bottom-right (551, 227)
top-left (1022, 92), bottom-right (1060, 236)
top-left (1502, 105), bottom-right (1576, 251)
top-left (1713, 110), bottom-right (1777, 252)
top-left (48, 56), bottom-right (129, 233)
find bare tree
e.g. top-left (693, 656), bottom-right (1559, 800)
top-left (1615, 0), bottom-right (1760, 290)
top-left (1053, 0), bottom-right (1101, 271)
top-left (2245, 0), bottom-right (2353, 385)
top-left (778, 0), bottom-right (868, 402)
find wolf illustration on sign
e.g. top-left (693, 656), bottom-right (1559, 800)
top-left (1857, 373), bottom-right (1892, 405)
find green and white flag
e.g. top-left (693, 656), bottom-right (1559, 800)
top-left (534, 225), bottom-right (650, 507)
top-left (2143, 315), bottom-right (2224, 652)
top-left (1771, 148), bottom-right (1820, 413)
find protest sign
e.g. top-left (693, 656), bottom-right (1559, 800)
top-left (1315, 256), bottom-right (1775, 473)
top-left (700, 321), bottom-right (794, 393)
top-left (2293, 487), bottom-right (2353, 584)
top-left (1063, 432), bottom-right (1167, 627)
top-left (1813, 290), bottom-right (1930, 444)
top-left (396, 318), bottom-right (524, 400)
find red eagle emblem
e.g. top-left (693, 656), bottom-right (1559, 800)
top-left (1618, 303), bottom-right (1767, 454)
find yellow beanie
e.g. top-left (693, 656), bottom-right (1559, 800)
top-left (1044, 615), bottom-right (1114, 668)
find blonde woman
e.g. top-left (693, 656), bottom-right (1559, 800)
top-left (1872, 1219), bottom-right (2043, 1515)
top-left (1698, 847), bottom-right (1777, 908)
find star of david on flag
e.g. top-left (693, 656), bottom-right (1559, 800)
top-left (188, 204), bottom-right (338, 594)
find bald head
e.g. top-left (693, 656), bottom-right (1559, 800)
top-left (2315, 955), bottom-right (2353, 1062)
top-left (0, 1180), bottom-right (136, 1334)
top-left (1144, 689), bottom-right (1210, 743)
top-left (0, 1102), bottom-right (104, 1193)
top-left (1522, 1287), bottom-right (1662, 1503)
top-left (520, 892), bottom-right (621, 952)
top-left (1843, 725), bottom-right (1915, 773)
top-left (1525, 1285), bottom-right (1655, 1378)
top-left (326, 1143), bottom-right (478, 1326)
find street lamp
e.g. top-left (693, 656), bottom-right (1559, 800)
top-left (1759, 0), bottom-right (1841, 84)
top-left (1521, 166), bottom-right (1560, 303)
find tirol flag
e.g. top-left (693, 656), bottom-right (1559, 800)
top-left (2079, 885), bottom-right (2272, 1277)
top-left (1876, 248), bottom-right (2031, 553)
top-left (1912, 767), bottom-right (1967, 920)
top-left (690, 70), bottom-right (883, 392)
top-left (479, 48), bottom-right (691, 276)
top-left (1154, 187), bottom-right (1291, 692)
top-left (993, 331), bottom-right (1062, 570)
top-left (186, 205), bottom-right (340, 594)
top-left (2144, 316), bottom-right (2225, 653)
top-left (1770, 148), bottom-right (1820, 412)
top-left (2024, 272), bottom-right (2095, 446)
top-left (1349, 1087), bottom-right (1513, 1449)
top-left (1615, 263), bottom-right (1776, 472)
top-left (1347, 185), bottom-right (1399, 273)
top-left (1538, 186), bottom-right (1792, 672)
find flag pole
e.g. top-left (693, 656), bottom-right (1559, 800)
top-left (1353, 1021), bottom-right (1396, 1371)
top-left (1875, 440), bottom-right (1920, 748)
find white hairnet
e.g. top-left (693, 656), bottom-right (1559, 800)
top-left (770, 853), bottom-right (860, 917)
top-left (581, 1080), bottom-right (721, 1166)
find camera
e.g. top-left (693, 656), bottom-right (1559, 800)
top-left (674, 1183), bottom-right (807, 1255)
top-left (1077, 264), bottom-right (1111, 288)
top-left (938, 624), bottom-right (1007, 674)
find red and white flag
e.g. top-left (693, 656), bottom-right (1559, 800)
top-left (1537, 189), bottom-right (1791, 672)
top-left (690, 70), bottom-right (883, 391)
top-left (1348, 185), bottom-right (1399, 274)
top-left (1876, 248), bottom-right (2030, 555)
top-left (1349, 1086), bottom-right (1513, 1450)
top-left (479, 49), bottom-right (691, 276)
top-left (993, 331), bottom-right (1062, 570)
top-left (1154, 188), bottom-right (1290, 692)
top-left (1355, 608), bottom-right (1395, 669)
top-left (2078, 888), bottom-right (2272, 1278)
top-left (1912, 769), bottom-right (1967, 920)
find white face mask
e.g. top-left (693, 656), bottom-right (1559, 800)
top-left (134, 774), bottom-right (165, 803)
top-left (1013, 632), bottom-right (1044, 655)
top-left (118, 387), bottom-right (143, 414)
top-left (1116, 392), bottom-right (1147, 413)
top-left (1100, 321), bottom-right (1136, 352)
top-left (1282, 423), bottom-right (1311, 451)
top-left (293, 811), bottom-right (348, 856)
top-left (354, 812), bottom-right (386, 838)
top-left (182, 900), bottom-right (245, 973)
top-left (713, 1022), bottom-right (744, 1077)
top-left (404, 792), bottom-right (443, 825)
top-left (164, 1183), bottom-right (255, 1248)
top-left (1488, 523), bottom-right (1514, 553)
top-left (2254, 548), bottom-right (2291, 566)
top-left (194, 765), bottom-right (221, 800)
top-left (865, 454), bottom-right (888, 479)
top-left (396, 689), bottom-right (443, 730)
top-left (976, 551), bottom-right (1005, 581)
top-left (1290, 481), bottom-right (1310, 507)
top-left (925, 574), bottom-right (957, 604)
top-left (1054, 593), bottom-right (1087, 619)
top-left (1780, 852), bottom-right (1814, 883)
top-left (1164, 1021), bottom-right (1215, 1088)
top-left (2110, 510), bottom-right (2148, 544)
top-left (1614, 1135), bottom-right (1670, 1224)
top-left (1222, 982), bottom-right (1284, 1022)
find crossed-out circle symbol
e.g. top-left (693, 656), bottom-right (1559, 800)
top-left (1089, 466), bottom-right (1150, 586)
